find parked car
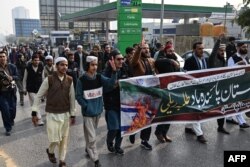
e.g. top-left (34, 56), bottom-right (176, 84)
top-left (181, 49), bottom-right (212, 61)
top-left (181, 48), bottom-right (229, 64)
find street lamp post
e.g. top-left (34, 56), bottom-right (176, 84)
top-left (224, 2), bottom-right (230, 31)
top-left (160, 0), bottom-right (164, 43)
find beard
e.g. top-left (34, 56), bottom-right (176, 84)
top-left (141, 51), bottom-right (150, 58)
top-left (239, 49), bottom-right (248, 55)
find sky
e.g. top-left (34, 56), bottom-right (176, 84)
top-left (0, 0), bottom-right (244, 36)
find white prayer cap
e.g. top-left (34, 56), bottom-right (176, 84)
top-left (65, 47), bottom-right (70, 51)
top-left (55, 57), bottom-right (67, 64)
top-left (219, 44), bottom-right (226, 48)
top-left (77, 45), bottom-right (83, 49)
top-left (45, 55), bottom-right (53, 60)
top-left (86, 56), bottom-right (98, 63)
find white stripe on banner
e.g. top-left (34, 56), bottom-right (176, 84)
top-left (121, 105), bottom-right (137, 130)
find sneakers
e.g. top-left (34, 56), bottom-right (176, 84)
top-left (239, 123), bottom-right (250, 129)
top-left (141, 140), bottom-right (152, 150)
top-left (38, 119), bottom-right (44, 126)
top-left (197, 135), bottom-right (207, 144)
top-left (5, 130), bottom-right (11, 136)
top-left (95, 160), bottom-right (102, 167)
top-left (129, 135), bottom-right (135, 144)
top-left (185, 128), bottom-right (196, 135)
top-left (115, 147), bottom-right (124, 155)
top-left (46, 148), bottom-right (57, 163)
top-left (217, 127), bottom-right (230, 134)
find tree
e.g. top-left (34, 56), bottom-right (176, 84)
top-left (243, 0), bottom-right (250, 5)
top-left (6, 34), bottom-right (16, 44)
top-left (236, 1), bottom-right (250, 34)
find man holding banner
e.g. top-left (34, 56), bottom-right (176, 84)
top-left (227, 41), bottom-right (250, 128)
top-left (208, 33), bottom-right (230, 134)
top-left (183, 42), bottom-right (208, 143)
top-left (153, 43), bottom-right (180, 143)
top-left (129, 41), bottom-right (156, 150)
top-left (103, 50), bottom-right (129, 155)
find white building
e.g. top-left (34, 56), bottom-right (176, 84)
top-left (12, 6), bottom-right (30, 34)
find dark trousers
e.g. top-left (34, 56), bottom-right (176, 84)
top-left (140, 127), bottom-right (151, 141)
top-left (217, 118), bottom-right (225, 128)
top-left (155, 124), bottom-right (170, 136)
top-left (107, 130), bottom-right (123, 149)
top-left (129, 127), bottom-right (152, 141)
top-left (0, 91), bottom-right (17, 131)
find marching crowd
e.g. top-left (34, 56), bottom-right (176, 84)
top-left (0, 34), bottom-right (250, 167)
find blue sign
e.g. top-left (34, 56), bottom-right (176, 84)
top-left (121, 0), bottom-right (131, 6)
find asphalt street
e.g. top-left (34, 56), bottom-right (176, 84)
top-left (0, 92), bottom-right (250, 167)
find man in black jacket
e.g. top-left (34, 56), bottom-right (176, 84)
top-left (183, 42), bottom-right (208, 144)
top-left (103, 50), bottom-right (129, 155)
top-left (208, 33), bottom-right (230, 134)
top-left (154, 44), bottom-right (179, 143)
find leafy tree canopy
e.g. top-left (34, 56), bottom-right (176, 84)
top-left (236, 0), bottom-right (250, 34)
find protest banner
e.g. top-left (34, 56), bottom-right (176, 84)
top-left (120, 66), bottom-right (250, 136)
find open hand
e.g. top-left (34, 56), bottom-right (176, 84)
top-left (109, 57), bottom-right (117, 71)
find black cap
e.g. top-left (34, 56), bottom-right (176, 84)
top-left (228, 36), bottom-right (236, 42)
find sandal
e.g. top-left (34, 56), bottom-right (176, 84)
top-left (46, 148), bottom-right (57, 163)
top-left (59, 161), bottom-right (67, 167)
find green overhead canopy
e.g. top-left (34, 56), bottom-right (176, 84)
top-left (61, 1), bottom-right (233, 21)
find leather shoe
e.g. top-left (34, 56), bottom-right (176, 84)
top-left (59, 161), bottom-right (66, 167)
top-left (239, 123), bottom-right (250, 129)
top-left (5, 131), bottom-right (11, 136)
top-left (197, 135), bottom-right (207, 144)
top-left (46, 149), bottom-right (57, 163)
top-left (155, 134), bottom-right (166, 143)
top-left (164, 135), bottom-right (172, 142)
top-left (245, 112), bottom-right (250, 118)
top-left (85, 149), bottom-right (90, 158)
top-left (217, 128), bottom-right (230, 134)
top-left (185, 128), bottom-right (196, 135)
top-left (95, 160), bottom-right (101, 167)
top-left (226, 119), bottom-right (238, 125)
top-left (107, 143), bottom-right (115, 153)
